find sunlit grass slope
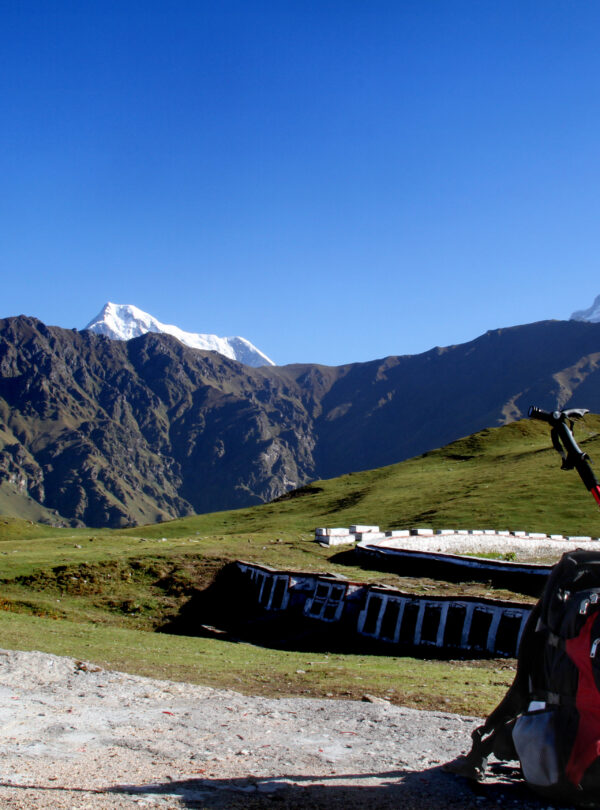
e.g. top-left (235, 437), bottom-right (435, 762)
top-left (130, 413), bottom-right (600, 540)
top-left (3, 416), bottom-right (600, 581)
top-left (1, 414), bottom-right (599, 714)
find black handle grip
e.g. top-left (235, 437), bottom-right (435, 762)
top-left (529, 404), bottom-right (600, 507)
top-left (528, 406), bottom-right (556, 423)
top-left (529, 405), bottom-right (589, 423)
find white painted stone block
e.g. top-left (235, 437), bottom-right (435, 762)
top-left (350, 525), bottom-right (379, 533)
top-left (550, 534), bottom-right (564, 541)
top-left (436, 529), bottom-right (455, 535)
top-left (410, 528), bottom-right (434, 536)
top-left (315, 528), bottom-right (350, 536)
top-left (386, 530), bottom-right (410, 537)
top-left (354, 532), bottom-right (386, 542)
top-left (512, 531), bottom-right (527, 537)
top-left (567, 536), bottom-right (592, 543)
top-left (527, 533), bottom-right (548, 539)
top-left (322, 535), bottom-right (356, 546)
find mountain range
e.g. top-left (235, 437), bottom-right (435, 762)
top-left (3, 312), bottom-right (600, 528)
top-left (85, 302), bottom-right (275, 367)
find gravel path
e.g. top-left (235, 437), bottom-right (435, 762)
top-left (0, 648), bottom-right (558, 810)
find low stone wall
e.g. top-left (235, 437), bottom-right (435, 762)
top-left (236, 561), bottom-right (532, 658)
top-left (315, 525), bottom-right (600, 547)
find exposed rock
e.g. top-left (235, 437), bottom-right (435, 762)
top-left (3, 315), bottom-right (600, 527)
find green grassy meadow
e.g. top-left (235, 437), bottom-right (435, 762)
top-left (1, 415), bottom-right (600, 716)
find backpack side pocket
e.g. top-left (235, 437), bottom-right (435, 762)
top-left (513, 710), bottom-right (560, 788)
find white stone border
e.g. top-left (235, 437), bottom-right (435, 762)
top-left (315, 525), bottom-right (600, 548)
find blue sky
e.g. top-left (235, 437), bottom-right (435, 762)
top-left (2, 1), bottom-right (600, 366)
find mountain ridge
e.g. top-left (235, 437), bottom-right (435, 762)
top-left (571, 294), bottom-right (600, 324)
top-left (3, 315), bottom-right (600, 527)
top-left (84, 302), bottom-right (275, 367)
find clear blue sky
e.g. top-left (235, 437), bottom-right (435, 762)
top-left (2, 1), bottom-right (600, 366)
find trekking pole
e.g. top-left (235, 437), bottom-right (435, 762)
top-left (528, 406), bottom-right (600, 508)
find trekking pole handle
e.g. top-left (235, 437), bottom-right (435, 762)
top-left (528, 405), bottom-right (600, 508)
top-left (528, 406), bottom-right (590, 462)
top-left (527, 406), bottom-right (558, 424)
top-left (528, 406), bottom-right (590, 424)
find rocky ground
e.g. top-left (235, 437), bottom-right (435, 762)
top-left (0, 648), bottom-right (567, 810)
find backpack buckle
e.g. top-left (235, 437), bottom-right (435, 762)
top-left (591, 639), bottom-right (600, 658)
top-left (581, 593), bottom-right (600, 614)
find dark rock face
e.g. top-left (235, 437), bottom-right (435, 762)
top-left (0, 317), bottom-right (318, 526)
top-left (2, 315), bottom-right (600, 527)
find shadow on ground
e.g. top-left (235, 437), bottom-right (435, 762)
top-left (0, 764), bottom-right (555, 809)
top-left (329, 548), bottom-right (548, 597)
top-left (160, 562), bottom-right (514, 660)
top-left (105, 764), bottom-right (550, 809)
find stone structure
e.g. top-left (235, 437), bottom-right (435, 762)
top-left (235, 561), bottom-right (531, 657)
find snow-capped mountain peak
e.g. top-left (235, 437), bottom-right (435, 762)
top-left (84, 303), bottom-right (275, 367)
top-left (571, 295), bottom-right (600, 324)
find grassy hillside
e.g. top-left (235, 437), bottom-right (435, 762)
top-left (129, 413), bottom-right (600, 540)
top-left (1, 414), bottom-right (599, 716)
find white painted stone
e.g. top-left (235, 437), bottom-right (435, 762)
top-left (567, 536), bottom-right (592, 542)
top-left (315, 528), bottom-right (350, 536)
top-left (320, 535), bottom-right (356, 546)
top-left (354, 532), bottom-right (386, 542)
top-left (386, 530), bottom-right (410, 537)
top-left (549, 534), bottom-right (564, 541)
top-left (410, 528), bottom-right (434, 536)
top-left (350, 525), bottom-right (379, 533)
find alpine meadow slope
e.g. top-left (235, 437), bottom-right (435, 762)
top-left (3, 315), bottom-right (600, 527)
top-left (3, 416), bottom-right (600, 708)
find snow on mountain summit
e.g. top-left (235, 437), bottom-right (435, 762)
top-left (84, 303), bottom-right (275, 367)
top-left (570, 295), bottom-right (600, 323)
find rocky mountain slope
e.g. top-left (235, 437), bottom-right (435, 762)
top-left (2, 316), bottom-right (600, 527)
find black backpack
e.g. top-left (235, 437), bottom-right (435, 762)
top-left (446, 408), bottom-right (600, 804)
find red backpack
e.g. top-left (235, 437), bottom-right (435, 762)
top-left (446, 407), bottom-right (600, 804)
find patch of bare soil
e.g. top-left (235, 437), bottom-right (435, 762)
top-left (0, 649), bottom-right (554, 809)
